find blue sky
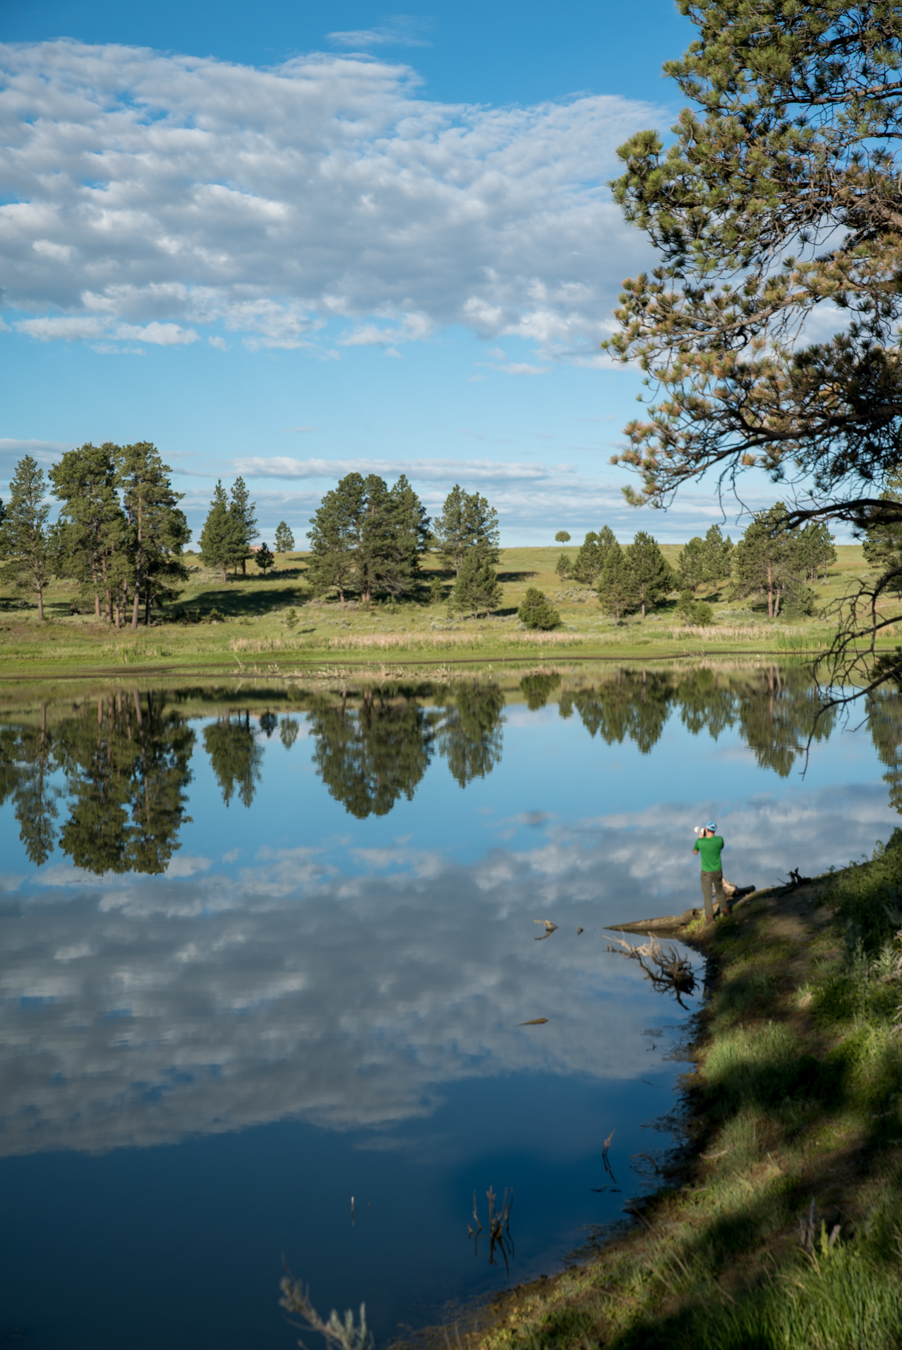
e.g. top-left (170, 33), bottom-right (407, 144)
top-left (0, 1), bottom-right (787, 545)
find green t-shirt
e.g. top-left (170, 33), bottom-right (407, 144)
top-left (695, 834), bottom-right (724, 872)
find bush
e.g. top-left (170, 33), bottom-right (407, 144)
top-left (518, 587), bottom-right (561, 630)
top-left (690, 601), bottom-right (714, 626)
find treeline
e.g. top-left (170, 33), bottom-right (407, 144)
top-left (305, 474), bottom-right (503, 615)
top-left (559, 506), bottom-right (837, 621)
top-left (0, 447), bottom-right (189, 626)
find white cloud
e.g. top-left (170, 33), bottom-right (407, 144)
top-left (232, 455), bottom-right (559, 481)
top-left (0, 40), bottom-right (664, 358)
top-left (328, 16), bottom-right (434, 49)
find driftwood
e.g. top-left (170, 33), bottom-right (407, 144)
top-left (607, 883), bottom-right (757, 935)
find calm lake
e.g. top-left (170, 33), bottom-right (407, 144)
top-left (1, 666), bottom-right (900, 1349)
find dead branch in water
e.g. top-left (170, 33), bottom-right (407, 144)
top-left (607, 937), bottom-right (697, 1009)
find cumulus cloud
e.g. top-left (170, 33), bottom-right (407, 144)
top-left (0, 40), bottom-right (663, 356)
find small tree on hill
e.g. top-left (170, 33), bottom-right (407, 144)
top-left (256, 542), bottom-right (275, 575)
top-left (555, 552), bottom-right (572, 579)
top-left (451, 549), bottom-right (503, 617)
top-left (596, 540), bottom-right (636, 620)
top-left (677, 536), bottom-right (708, 594)
top-left (555, 530), bottom-right (571, 543)
top-left (200, 481), bottom-right (244, 583)
top-left (798, 521), bottom-right (836, 583)
top-left (571, 525), bottom-right (617, 585)
top-left (0, 455), bottom-right (51, 620)
top-left (433, 485), bottom-right (500, 575)
top-left (230, 477), bottom-right (258, 576)
top-left (627, 531), bottom-right (674, 618)
top-left (518, 587), bottom-right (561, 630)
top-left (274, 522), bottom-right (294, 554)
top-left (732, 504), bottom-right (795, 618)
top-left (703, 525), bottom-right (734, 591)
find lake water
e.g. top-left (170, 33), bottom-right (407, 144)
top-left (1, 666), bottom-right (900, 1349)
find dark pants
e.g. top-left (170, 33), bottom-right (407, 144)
top-left (700, 869), bottom-right (727, 919)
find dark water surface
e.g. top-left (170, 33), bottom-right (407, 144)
top-left (1, 668), bottom-right (900, 1349)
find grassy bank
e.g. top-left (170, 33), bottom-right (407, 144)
top-left (464, 839), bottom-right (902, 1350)
top-left (0, 545), bottom-right (892, 678)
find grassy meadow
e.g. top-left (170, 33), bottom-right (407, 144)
top-left (0, 543), bottom-right (891, 678)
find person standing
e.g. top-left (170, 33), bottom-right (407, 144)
top-left (694, 821), bottom-right (730, 923)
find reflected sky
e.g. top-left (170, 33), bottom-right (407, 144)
top-left (0, 670), bottom-right (899, 1348)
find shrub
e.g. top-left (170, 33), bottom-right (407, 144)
top-left (518, 587), bottom-right (561, 630)
top-left (690, 601), bottom-right (714, 626)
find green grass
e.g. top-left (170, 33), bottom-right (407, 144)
top-left (456, 836), bottom-right (902, 1350)
top-left (0, 545), bottom-right (891, 678)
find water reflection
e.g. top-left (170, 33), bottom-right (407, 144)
top-left (0, 692), bottom-right (194, 873)
top-left (204, 710), bottom-right (263, 809)
top-left (2, 668), bottom-right (901, 876)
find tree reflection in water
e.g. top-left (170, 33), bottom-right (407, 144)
top-left (204, 710), bottom-right (263, 809)
top-left (2, 667), bottom-right (901, 874)
top-left (0, 692), bottom-right (195, 874)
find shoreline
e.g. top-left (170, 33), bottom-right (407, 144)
top-left (409, 857), bottom-right (902, 1349)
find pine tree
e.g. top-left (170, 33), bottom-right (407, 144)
top-left (732, 504), bottom-right (795, 618)
top-left (797, 521), bottom-right (836, 583)
top-left (230, 477), bottom-right (258, 576)
top-left (703, 525), bottom-right (734, 591)
top-left (274, 521), bottom-right (295, 554)
top-left (861, 496), bottom-right (902, 592)
top-left (677, 537), bottom-right (708, 594)
top-left (517, 586), bottom-right (561, 629)
top-left (555, 530), bottom-right (571, 543)
top-left (51, 443), bottom-right (128, 624)
top-left (256, 542), bottom-right (275, 575)
top-left (118, 442), bottom-right (190, 627)
top-left (200, 481), bottom-right (244, 583)
top-left (596, 540), bottom-right (636, 620)
top-left (308, 473), bottom-right (429, 603)
top-left (626, 531), bottom-right (674, 618)
top-left (571, 525), bottom-right (616, 585)
top-left (1, 455), bottom-right (52, 620)
top-left (307, 474), bottom-right (364, 604)
top-left (451, 548), bottom-right (503, 618)
top-left (555, 552), bottom-right (572, 579)
top-left (433, 485), bottom-right (500, 575)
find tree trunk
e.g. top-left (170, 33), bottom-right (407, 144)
top-left (766, 560), bottom-right (773, 618)
top-left (221, 564), bottom-right (227, 583)
top-left (774, 587), bottom-right (782, 617)
top-left (132, 482), bottom-right (144, 631)
top-left (36, 582), bottom-right (44, 621)
top-left (641, 601), bottom-right (646, 618)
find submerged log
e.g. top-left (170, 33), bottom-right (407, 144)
top-left (607, 884), bottom-right (757, 935)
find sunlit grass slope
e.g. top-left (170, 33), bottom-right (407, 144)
top-left (0, 545), bottom-right (894, 676)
